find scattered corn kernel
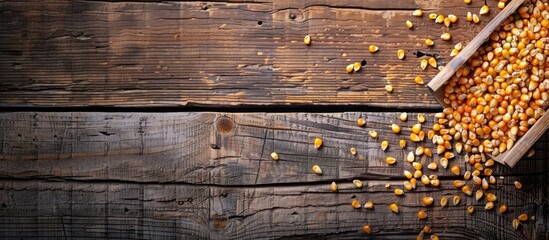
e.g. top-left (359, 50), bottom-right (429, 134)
top-left (414, 75), bottom-right (424, 85)
top-left (485, 201), bottom-right (495, 210)
top-left (364, 201), bottom-right (374, 209)
top-left (362, 225), bottom-right (371, 233)
top-left (518, 213), bottom-right (529, 221)
top-left (440, 158), bottom-right (448, 169)
top-left (427, 162), bottom-right (438, 170)
top-left (369, 130), bottom-right (378, 139)
top-left (304, 35), bottom-right (311, 45)
top-left (444, 17), bottom-right (451, 27)
top-left (453, 195), bottom-right (461, 206)
top-left (418, 113), bottom-right (425, 124)
top-left (486, 193), bottom-right (497, 202)
top-left (475, 190), bottom-right (484, 201)
top-left (392, 124), bottom-right (401, 133)
top-left (404, 170), bottom-right (413, 179)
top-left (413, 162), bottom-right (423, 170)
top-left (514, 181), bottom-right (523, 189)
top-left (466, 12), bottom-right (473, 21)
top-left (413, 9), bottom-right (423, 17)
top-left (381, 140), bottom-right (389, 151)
top-left (312, 165), bottom-right (322, 175)
top-left (357, 117), bottom-right (366, 127)
top-left (352, 199), bottom-right (361, 209)
top-left (346, 64), bottom-right (354, 73)
top-left (421, 175), bottom-right (430, 185)
top-left (448, 14), bottom-right (457, 23)
top-left (417, 210), bottom-right (427, 219)
top-left (330, 181), bottom-right (338, 192)
top-left (425, 39), bottom-right (434, 46)
top-left (428, 13), bottom-right (437, 20)
top-left (420, 59), bottom-right (428, 70)
top-left (271, 152), bottom-right (279, 160)
top-left (415, 146), bottom-right (424, 156)
top-left (397, 50), bottom-right (406, 61)
top-left (435, 15), bottom-right (445, 24)
top-left (428, 57), bottom-right (437, 68)
top-left (450, 165), bottom-right (461, 175)
top-left (440, 197), bottom-right (448, 207)
top-left (385, 183), bottom-right (391, 188)
top-left (431, 235), bottom-right (439, 240)
top-left (385, 85), bottom-right (393, 93)
top-left (498, 2), bottom-right (505, 9)
top-left (422, 196), bottom-right (434, 206)
top-left (407, 152), bottom-right (415, 163)
top-left (353, 179), bottom-right (363, 188)
top-left (527, 149), bottom-right (535, 158)
top-left (453, 180), bottom-right (465, 188)
top-left (499, 205), bottom-right (508, 213)
top-left (353, 62), bottom-right (361, 72)
top-left (394, 188), bottom-right (405, 196)
top-left (369, 45), bottom-right (379, 53)
top-left (405, 20), bottom-right (414, 29)
top-left (441, 33), bottom-right (451, 41)
top-left (480, 5), bottom-right (489, 15)
top-left (467, 206), bottom-right (475, 214)
top-left (350, 147), bottom-right (357, 155)
top-left (462, 185), bottom-right (473, 196)
top-left (423, 226), bottom-right (431, 234)
top-left (399, 139), bottom-right (407, 149)
top-left (473, 14), bottom-right (480, 23)
top-left (389, 203), bottom-right (399, 213)
top-left (464, 0), bottom-right (471, 4)
top-left (314, 137), bottom-right (323, 149)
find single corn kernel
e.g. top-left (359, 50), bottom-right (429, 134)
top-left (499, 205), bottom-right (508, 213)
top-left (353, 179), bottom-right (363, 188)
top-left (369, 130), bottom-right (378, 139)
top-left (453, 195), bottom-right (461, 206)
top-left (485, 201), bottom-right (495, 210)
top-left (389, 203), bottom-right (399, 213)
top-left (444, 152), bottom-right (455, 159)
top-left (424, 148), bottom-right (432, 157)
top-left (369, 45), bottom-right (379, 53)
top-left (435, 15), bottom-right (445, 24)
top-left (518, 213), bottom-right (528, 221)
top-left (428, 57), bottom-right (437, 68)
top-left (441, 33), bottom-right (451, 41)
top-left (364, 201), bottom-right (374, 209)
top-left (475, 189), bottom-right (484, 201)
top-left (407, 152), bottom-right (415, 163)
top-left (314, 137), bottom-right (323, 149)
top-left (392, 124), bottom-right (401, 133)
top-left (440, 197), bottom-right (448, 208)
top-left (423, 226), bottom-right (431, 233)
top-left (512, 219), bottom-right (520, 230)
top-left (527, 149), bottom-right (535, 158)
top-left (405, 20), bottom-right (414, 29)
top-left (498, 2), bottom-right (505, 9)
top-left (404, 170), bottom-right (413, 179)
top-left (410, 133), bottom-right (421, 142)
top-left (453, 180), bottom-right (465, 188)
top-left (462, 185), bottom-right (473, 196)
top-left (464, 171), bottom-right (471, 180)
top-left (425, 39), bottom-right (434, 47)
top-left (346, 64), bottom-right (354, 73)
top-left (444, 17), bottom-right (451, 27)
top-left (414, 76), bottom-right (424, 84)
top-left (440, 158), bottom-right (448, 169)
top-left (404, 180), bottom-right (413, 191)
top-left (353, 62), bottom-right (361, 72)
top-left (415, 170), bottom-right (424, 179)
top-left (386, 156), bottom-right (396, 165)
top-left (362, 225), bottom-right (371, 233)
top-left (350, 147), bottom-right (357, 155)
top-left (467, 206), bottom-right (475, 214)
top-left (385, 85), bottom-right (394, 93)
top-left (454, 43), bottom-right (462, 50)
top-left (486, 193), bottom-right (497, 202)
top-left (431, 178), bottom-right (440, 187)
top-left (450, 165), bottom-right (461, 175)
top-left (428, 13), bottom-right (437, 20)
top-left (413, 9), bottom-right (423, 17)
top-left (428, 162), bottom-right (438, 170)
top-left (418, 114), bottom-right (425, 124)
top-left (417, 210), bottom-right (427, 219)
top-left (304, 35), bottom-right (311, 45)
top-left (312, 165), bottom-right (322, 175)
top-left (473, 14), bottom-right (480, 23)
top-left (330, 181), bottom-right (338, 192)
top-left (381, 140), bottom-right (389, 151)
top-left (394, 188), bottom-right (405, 196)
top-left (351, 199), bottom-right (361, 209)
top-left (480, 5), bottom-right (489, 15)
top-left (421, 175), bottom-right (430, 185)
top-left (464, 0), bottom-right (471, 4)
top-left (413, 162), bottom-right (423, 170)
top-left (357, 117), bottom-right (366, 127)
top-left (415, 146), bottom-right (424, 156)
top-left (482, 178), bottom-right (489, 190)
top-left (412, 124), bottom-right (422, 134)
top-left (271, 152), bottom-right (279, 160)
top-left (431, 235), bottom-right (439, 240)
top-left (448, 14), bottom-right (457, 23)
top-left (455, 142), bottom-right (463, 153)
top-left (466, 12), bottom-right (473, 22)
top-left (385, 183), bottom-right (391, 188)
top-left (399, 112), bottom-right (408, 122)
top-left (450, 49), bottom-right (460, 57)
top-left (422, 196), bottom-right (434, 206)
top-left (420, 59), bottom-right (428, 70)
top-left (399, 139), bottom-right (407, 149)
top-left (514, 181), bottom-right (523, 189)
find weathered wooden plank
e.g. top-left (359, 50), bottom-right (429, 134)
top-left (0, 112), bottom-right (548, 238)
top-left (0, 0), bottom-right (501, 108)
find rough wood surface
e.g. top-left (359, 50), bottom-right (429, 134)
top-left (0, 0), bottom-right (502, 108)
top-left (1, 112), bottom-right (548, 239)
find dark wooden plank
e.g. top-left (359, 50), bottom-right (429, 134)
top-left (0, 112), bottom-right (548, 239)
top-left (0, 0), bottom-right (502, 108)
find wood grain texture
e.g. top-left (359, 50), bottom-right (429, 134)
top-left (0, 0), bottom-right (503, 108)
top-left (0, 112), bottom-right (548, 239)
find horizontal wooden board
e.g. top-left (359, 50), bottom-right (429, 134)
top-left (0, 0), bottom-right (501, 108)
top-left (0, 112), bottom-right (548, 239)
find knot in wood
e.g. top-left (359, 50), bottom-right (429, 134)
top-left (215, 116), bottom-right (235, 134)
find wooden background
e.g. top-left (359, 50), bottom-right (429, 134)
top-left (0, 0), bottom-right (548, 239)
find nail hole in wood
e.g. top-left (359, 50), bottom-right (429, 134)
top-left (289, 13), bottom-right (296, 19)
top-left (257, 21), bottom-right (263, 26)
top-left (201, 4), bottom-right (208, 10)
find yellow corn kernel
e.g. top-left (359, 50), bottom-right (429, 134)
top-left (448, 14), bottom-right (457, 23)
top-left (467, 206), bottom-right (475, 214)
top-left (314, 137), bottom-right (323, 149)
top-left (418, 113), bottom-right (425, 124)
top-left (417, 210), bottom-right (427, 219)
top-left (405, 20), bottom-right (413, 29)
top-left (271, 152), bottom-right (279, 160)
top-left (330, 181), bottom-right (338, 192)
top-left (399, 113), bottom-right (408, 123)
top-left (440, 197), bottom-right (448, 208)
top-left (386, 156), bottom-right (396, 165)
top-left (444, 152), bottom-right (455, 159)
top-left (486, 193), bottom-right (497, 202)
top-left (466, 12), bottom-right (473, 22)
top-left (351, 180), bottom-right (362, 188)
top-left (421, 175), bottom-right (430, 185)
top-left (413, 9), bottom-right (423, 17)
top-left (512, 219), bottom-right (520, 229)
top-left (455, 142), bottom-right (463, 153)
top-left (444, 17), bottom-right (451, 27)
top-left (453, 180), bottom-right (465, 188)
top-left (431, 178), bottom-right (440, 187)
top-left (346, 64), bottom-right (354, 73)
top-left (475, 189), bottom-right (484, 201)
top-left (353, 62), bottom-right (361, 72)
top-left (518, 213), bottom-right (528, 221)
top-left (352, 199), bottom-right (361, 209)
top-left (428, 13), bottom-right (437, 20)
top-left (385, 85), bottom-right (394, 93)
top-left (415, 170), bottom-right (424, 179)
top-left (394, 188), bottom-right (405, 196)
top-left (415, 146), bottom-right (424, 156)
top-left (415, 76), bottom-right (424, 85)
top-left (482, 178), bottom-right (489, 190)
top-left (424, 147), bottom-right (432, 157)
top-left (480, 5), bottom-right (489, 15)
top-left (427, 162), bottom-right (438, 170)
top-left (450, 165), bottom-right (461, 175)
top-left (411, 124), bottom-right (421, 134)
top-left (385, 183), bottom-right (391, 188)
top-left (369, 130), bottom-right (378, 139)
top-left (399, 139), bottom-right (407, 149)
top-left (464, 171), bottom-right (471, 180)
top-left (441, 33), bottom-right (451, 41)
top-left (389, 203), bottom-right (399, 213)
top-left (422, 196), bottom-right (434, 206)
top-left (454, 42), bottom-right (463, 50)
top-left (304, 35), bottom-right (311, 45)
top-left (498, 2), bottom-right (505, 9)
top-left (381, 140), bottom-right (389, 151)
top-left (357, 117), bottom-right (366, 127)
top-left (499, 205), bottom-right (508, 213)
top-left (423, 226), bottom-right (431, 233)
top-left (485, 201), bottom-right (494, 210)
top-left (312, 165), bottom-right (322, 175)
top-left (404, 180), bottom-right (413, 191)
top-left (527, 149), bottom-right (535, 157)
top-left (410, 133), bottom-right (421, 142)
top-left (369, 45), bottom-right (379, 53)
top-left (362, 225), bottom-right (371, 233)
top-left (428, 57), bottom-right (437, 68)
top-left (420, 59), bottom-right (428, 70)
top-left (425, 39), bottom-right (434, 46)
top-left (350, 147), bottom-right (357, 155)
top-left (407, 152), bottom-right (415, 163)
top-left (413, 162), bottom-right (423, 170)
top-left (364, 201), bottom-right (374, 209)
top-left (404, 170), bottom-right (413, 179)
top-left (440, 158), bottom-right (448, 169)
top-left (473, 14), bottom-right (480, 23)
top-left (453, 195), bottom-right (461, 206)
top-left (435, 15), bottom-right (445, 24)
top-left (450, 49), bottom-right (460, 57)
top-left (464, 0), bottom-right (471, 4)
top-left (392, 124), bottom-right (401, 133)
top-left (514, 181), bottom-right (523, 189)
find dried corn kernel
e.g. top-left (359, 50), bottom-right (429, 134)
top-left (364, 201), bottom-right (374, 209)
top-left (485, 201), bottom-right (494, 210)
top-left (400, 112), bottom-right (408, 122)
top-left (427, 162), bottom-right (438, 170)
top-left (464, 0), bottom-right (471, 4)
top-left (480, 5), bottom-right (489, 15)
top-left (420, 59), bottom-right (428, 70)
top-left (425, 39), bottom-right (434, 46)
top-left (314, 137), bottom-right (323, 149)
top-left (428, 13), bottom-right (437, 20)
top-left (466, 12), bottom-right (473, 22)
top-left (417, 210), bottom-right (427, 219)
top-left (405, 20), bottom-right (413, 29)
top-left (353, 62), bottom-right (361, 72)
top-left (312, 165), bottom-right (322, 174)
top-left (369, 45), bottom-right (379, 53)
top-left (385, 85), bottom-right (393, 93)
top-left (399, 139), bottom-right (407, 149)
top-left (499, 205), bottom-right (508, 213)
top-left (304, 35), bottom-right (311, 45)
top-left (350, 147), bottom-right (357, 155)
top-left (441, 33), bottom-right (451, 41)
top-left (518, 213), bottom-right (528, 221)
top-left (413, 9), bottom-right (423, 17)
top-left (514, 181), bottom-right (523, 189)
top-left (415, 76), bottom-right (424, 85)
top-left (473, 14), bottom-right (480, 23)
top-left (453, 195), bottom-right (461, 206)
top-left (386, 156), bottom-right (396, 165)
top-left (448, 14), bottom-right (457, 23)
top-left (381, 140), bottom-right (389, 151)
top-left (394, 188), bottom-right (405, 196)
top-left (346, 64), bottom-right (354, 73)
top-left (422, 196), bottom-right (434, 206)
top-left (428, 57), bottom-right (437, 68)
top-left (467, 206), bottom-right (475, 214)
top-left (351, 199), bottom-right (361, 209)
top-left (389, 203), bottom-right (399, 213)
top-left (369, 130), bottom-right (378, 139)
top-left (392, 124), bottom-right (401, 133)
top-left (357, 117), bottom-right (366, 127)
top-left (330, 181), bottom-right (338, 192)
top-left (440, 197), bottom-right (448, 207)
top-left (353, 179), bottom-right (363, 188)
top-left (407, 152), bottom-right (415, 163)
top-left (418, 113), bottom-right (425, 124)
top-left (271, 152), bottom-right (279, 160)
top-left (362, 225), bottom-right (371, 233)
